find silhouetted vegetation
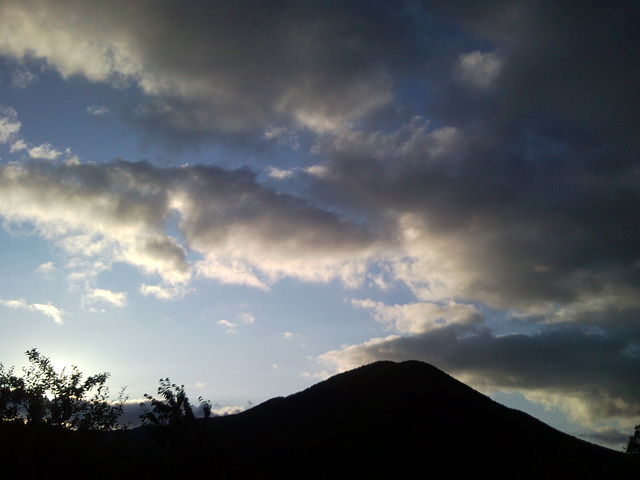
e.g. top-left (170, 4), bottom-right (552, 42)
top-left (139, 377), bottom-right (214, 470)
top-left (625, 425), bottom-right (640, 454)
top-left (0, 349), bottom-right (133, 478)
top-left (0, 348), bottom-right (125, 430)
top-left (140, 377), bottom-right (211, 428)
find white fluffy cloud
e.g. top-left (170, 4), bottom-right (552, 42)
top-left (0, 297), bottom-right (64, 323)
top-left (0, 159), bottom-right (386, 294)
top-left (27, 143), bottom-right (66, 160)
top-left (351, 299), bottom-right (482, 335)
top-left (453, 50), bottom-right (503, 89)
top-left (84, 288), bottom-right (127, 308)
top-left (169, 165), bottom-right (385, 288)
top-left (216, 312), bottom-right (256, 335)
top-left (0, 160), bottom-right (190, 289)
top-left (0, 1), bottom-right (141, 83)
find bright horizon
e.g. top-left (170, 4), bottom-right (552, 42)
top-left (1, 1), bottom-right (638, 450)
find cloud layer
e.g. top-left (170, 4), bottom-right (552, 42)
top-left (0, 159), bottom-right (385, 293)
top-left (0, 0), bottom-right (420, 137)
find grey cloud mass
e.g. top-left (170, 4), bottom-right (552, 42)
top-left (0, 0), bottom-right (639, 445)
top-left (0, 159), bottom-right (386, 290)
top-left (0, 0), bottom-right (421, 137)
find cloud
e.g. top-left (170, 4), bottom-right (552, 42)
top-left (267, 166), bottom-right (296, 180)
top-left (6, 136), bottom-right (72, 161)
top-left (27, 143), bottom-right (66, 160)
top-left (429, 1), bottom-right (639, 145)
top-left (0, 298), bottom-right (28, 310)
top-left (217, 312), bottom-right (256, 335)
top-left (11, 160), bottom-right (183, 262)
top-left (1, 99), bottom-right (638, 320)
top-left (1, 2), bottom-right (636, 153)
top-left (351, 299), bottom-right (483, 335)
top-left (87, 105), bottom-right (110, 117)
top-left (139, 282), bottom-right (190, 301)
top-left (311, 109), bottom-right (640, 321)
top-left (35, 261), bottom-right (56, 275)
top-left (30, 302), bottom-right (65, 324)
top-left (238, 312), bottom-right (255, 324)
top-left (264, 126), bottom-right (299, 150)
top-left (0, 1), bottom-right (141, 84)
top-left (0, 1), bottom-right (425, 140)
top-left (0, 106), bottom-right (20, 143)
top-left (0, 158), bottom-right (385, 293)
top-left (218, 319), bottom-right (240, 335)
top-left (9, 139), bottom-right (26, 153)
top-left (0, 160), bottom-right (190, 288)
top-left (171, 164), bottom-right (386, 288)
top-left (11, 66), bottom-right (37, 88)
top-left (453, 50), bottom-right (503, 89)
top-left (0, 296), bottom-right (65, 323)
top-left (84, 288), bottom-right (127, 307)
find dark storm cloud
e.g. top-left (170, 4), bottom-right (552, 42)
top-left (429, 0), bottom-right (640, 136)
top-left (313, 116), bottom-right (640, 316)
top-left (308, 1), bottom-right (640, 316)
top-left (125, 0), bottom-right (411, 130)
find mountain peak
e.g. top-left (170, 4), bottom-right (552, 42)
top-left (214, 360), bottom-right (632, 479)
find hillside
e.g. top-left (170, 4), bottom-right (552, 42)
top-left (211, 360), bottom-right (634, 479)
top-left (1, 360), bottom-right (636, 479)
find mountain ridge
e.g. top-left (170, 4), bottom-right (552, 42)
top-left (2, 360), bottom-right (635, 479)
top-left (210, 360), bottom-right (633, 479)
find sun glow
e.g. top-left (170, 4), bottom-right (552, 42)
top-left (51, 358), bottom-right (77, 374)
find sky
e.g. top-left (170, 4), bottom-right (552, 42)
top-left (0, 0), bottom-right (638, 449)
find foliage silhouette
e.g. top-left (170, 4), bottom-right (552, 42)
top-left (625, 425), bottom-right (640, 454)
top-left (138, 378), bottom-right (215, 475)
top-left (140, 377), bottom-right (211, 429)
top-left (0, 348), bottom-right (126, 430)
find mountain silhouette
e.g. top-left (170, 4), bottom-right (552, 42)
top-left (210, 360), bottom-right (634, 479)
top-left (2, 360), bottom-right (636, 479)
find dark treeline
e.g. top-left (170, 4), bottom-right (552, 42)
top-left (0, 349), bottom-right (220, 477)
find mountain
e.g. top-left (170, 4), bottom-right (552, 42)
top-left (2, 360), bottom-right (636, 479)
top-left (210, 360), bottom-right (634, 479)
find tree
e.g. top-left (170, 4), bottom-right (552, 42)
top-left (0, 348), bottom-right (126, 430)
top-left (0, 363), bottom-right (21, 421)
top-left (625, 425), bottom-right (640, 455)
top-left (140, 378), bottom-right (211, 429)
top-left (139, 377), bottom-right (213, 464)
